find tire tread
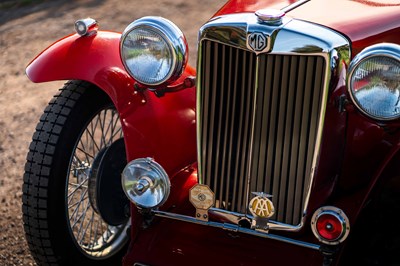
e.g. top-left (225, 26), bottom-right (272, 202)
top-left (22, 81), bottom-right (89, 266)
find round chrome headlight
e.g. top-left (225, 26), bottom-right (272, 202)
top-left (121, 158), bottom-right (170, 209)
top-left (348, 43), bottom-right (400, 120)
top-left (120, 16), bottom-right (188, 87)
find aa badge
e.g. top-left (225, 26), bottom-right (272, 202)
top-left (249, 192), bottom-right (275, 232)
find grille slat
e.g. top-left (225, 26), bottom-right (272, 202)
top-left (293, 56), bottom-right (315, 224)
top-left (263, 55), bottom-right (276, 197)
top-left (199, 40), bottom-right (325, 226)
top-left (226, 48), bottom-right (241, 211)
top-left (275, 55), bottom-right (290, 223)
top-left (285, 56), bottom-right (306, 224)
top-left (251, 56), bottom-right (266, 196)
top-left (215, 43), bottom-right (224, 205)
top-left (278, 56), bottom-right (298, 223)
top-left (222, 46), bottom-right (234, 209)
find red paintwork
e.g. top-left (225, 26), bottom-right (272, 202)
top-left (26, 31), bottom-right (197, 176)
top-left (288, 0), bottom-right (400, 57)
top-left (26, 1), bottom-right (400, 265)
top-left (214, 0), bottom-right (296, 16)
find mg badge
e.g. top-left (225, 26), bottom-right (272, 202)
top-left (248, 32), bottom-right (267, 51)
top-left (249, 192), bottom-right (275, 219)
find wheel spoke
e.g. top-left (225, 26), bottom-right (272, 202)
top-left (88, 120), bottom-right (100, 154)
top-left (69, 188), bottom-right (88, 222)
top-left (86, 209), bottom-right (96, 249)
top-left (103, 110), bottom-right (113, 145)
top-left (67, 175), bottom-right (89, 199)
top-left (71, 192), bottom-right (91, 230)
top-left (111, 126), bottom-right (123, 141)
top-left (109, 110), bottom-right (116, 144)
top-left (79, 209), bottom-right (95, 245)
top-left (75, 196), bottom-right (92, 238)
top-left (98, 112), bottom-right (107, 149)
top-left (77, 140), bottom-right (94, 163)
top-left (92, 214), bottom-right (101, 247)
top-left (68, 196), bottom-right (89, 209)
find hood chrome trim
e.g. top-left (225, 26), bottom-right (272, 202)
top-left (281, 0), bottom-right (311, 13)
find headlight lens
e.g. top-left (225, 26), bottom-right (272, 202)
top-left (120, 17), bottom-right (188, 87)
top-left (348, 43), bottom-right (400, 120)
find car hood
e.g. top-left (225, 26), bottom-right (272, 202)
top-left (214, 0), bottom-right (400, 55)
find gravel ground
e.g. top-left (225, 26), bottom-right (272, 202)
top-left (0, 0), bottom-right (224, 264)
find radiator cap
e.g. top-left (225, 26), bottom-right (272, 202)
top-left (255, 9), bottom-right (285, 25)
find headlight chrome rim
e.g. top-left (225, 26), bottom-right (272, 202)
top-left (120, 16), bottom-right (188, 87)
top-left (347, 43), bottom-right (400, 121)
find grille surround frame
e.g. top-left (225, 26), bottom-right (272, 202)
top-left (196, 13), bottom-right (350, 231)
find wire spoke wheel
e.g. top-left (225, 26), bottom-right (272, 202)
top-left (67, 107), bottom-right (128, 258)
top-left (23, 81), bottom-right (130, 265)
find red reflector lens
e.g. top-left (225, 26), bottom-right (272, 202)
top-left (316, 213), bottom-right (343, 241)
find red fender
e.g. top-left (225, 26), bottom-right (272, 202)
top-left (26, 31), bottom-right (197, 176)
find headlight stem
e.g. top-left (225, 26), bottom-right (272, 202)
top-left (137, 207), bottom-right (156, 229)
top-left (134, 76), bottom-right (196, 97)
top-left (337, 94), bottom-right (350, 113)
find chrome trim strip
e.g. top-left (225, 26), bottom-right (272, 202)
top-left (209, 208), bottom-right (301, 231)
top-left (196, 13), bottom-right (350, 232)
top-left (152, 210), bottom-right (321, 251)
top-left (281, 0), bottom-right (311, 13)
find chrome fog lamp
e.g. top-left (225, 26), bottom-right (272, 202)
top-left (120, 16), bottom-right (188, 87)
top-left (121, 158), bottom-right (170, 209)
top-left (348, 43), bottom-right (400, 120)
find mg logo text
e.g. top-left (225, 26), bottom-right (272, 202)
top-left (248, 32), bottom-right (267, 51)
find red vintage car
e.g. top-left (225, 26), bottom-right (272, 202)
top-left (22, 0), bottom-right (400, 265)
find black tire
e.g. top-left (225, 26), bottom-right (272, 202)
top-left (22, 81), bottom-right (129, 266)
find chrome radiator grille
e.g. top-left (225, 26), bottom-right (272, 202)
top-left (199, 40), bottom-right (326, 226)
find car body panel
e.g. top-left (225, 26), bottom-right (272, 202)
top-left (26, 31), bottom-right (197, 178)
top-left (288, 0), bottom-right (400, 56)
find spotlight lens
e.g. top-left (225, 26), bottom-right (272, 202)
top-left (121, 158), bottom-right (170, 209)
